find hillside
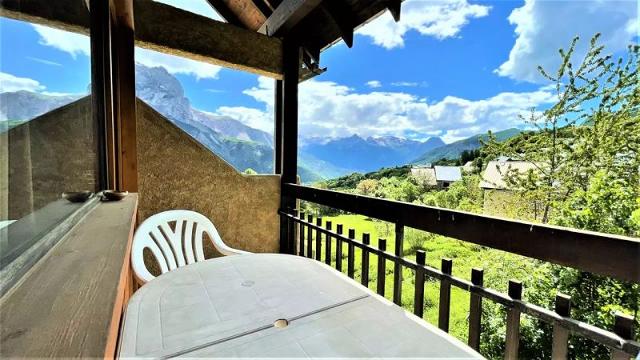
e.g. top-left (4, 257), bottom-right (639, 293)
top-left (412, 128), bottom-right (520, 164)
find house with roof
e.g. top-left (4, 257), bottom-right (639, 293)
top-left (434, 166), bottom-right (462, 188)
top-left (480, 159), bottom-right (541, 219)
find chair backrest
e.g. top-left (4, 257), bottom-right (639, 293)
top-left (131, 210), bottom-right (246, 284)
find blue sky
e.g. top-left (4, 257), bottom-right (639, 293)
top-left (1, 0), bottom-right (637, 142)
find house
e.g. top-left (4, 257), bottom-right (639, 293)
top-left (434, 166), bottom-right (462, 188)
top-left (480, 159), bottom-right (540, 219)
top-left (410, 166), bottom-right (437, 187)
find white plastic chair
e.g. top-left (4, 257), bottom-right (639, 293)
top-left (131, 210), bottom-right (247, 284)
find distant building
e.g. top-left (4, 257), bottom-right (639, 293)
top-left (479, 160), bottom-right (538, 190)
top-left (410, 166), bottom-right (437, 187)
top-left (480, 159), bottom-right (541, 220)
top-left (461, 161), bottom-right (475, 173)
top-left (434, 166), bottom-right (462, 188)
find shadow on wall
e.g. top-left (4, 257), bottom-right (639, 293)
top-left (1, 97), bottom-right (98, 220)
top-left (136, 99), bottom-right (280, 254)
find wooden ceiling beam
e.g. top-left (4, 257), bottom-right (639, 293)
top-left (320, 1), bottom-right (354, 48)
top-left (250, 0), bottom-right (274, 18)
top-left (387, 0), bottom-right (401, 22)
top-left (204, 0), bottom-right (245, 27)
top-left (205, 0), bottom-right (267, 30)
top-left (0, 0), bottom-right (283, 79)
top-left (258, 0), bottom-right (323, 36)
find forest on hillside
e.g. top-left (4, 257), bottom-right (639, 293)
top-left (305, 35), bottom-right (639, 359)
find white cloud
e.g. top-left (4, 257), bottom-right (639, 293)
top-left (220, 76), bottom-right (556, 142)
top-left (32, 24), bottom-right (90, 58)
top-left (135, 48), bottom-right (222, 80)
top-left (357, 0), bottom-right (490, 49)
top-left (496, 0), bottom-right (638, 83)
top-left (366, 80), bottom-right (382, 88)
top-left (31, 24), bottom-right (222, 80)
top-left (153, 0), bottom-right (224, 21)
top-left (0, 72), bottom-right (45, 92)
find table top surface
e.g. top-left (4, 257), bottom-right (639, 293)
top-left (119, 253), bottom-right (483, 359)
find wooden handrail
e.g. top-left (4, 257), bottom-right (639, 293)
top-left (282, 183), bottom-right (640, 282)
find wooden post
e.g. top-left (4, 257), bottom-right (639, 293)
top-left (611, 312), bottom-right (634, 360)
top-left (551, 293), bottom-right (571, 360)
top-left (325, 221), bottom-right (332, 265)
top-left (278, 38), bottom-right (300, 254)
top-left (376, 239), bottom-right (386, 296)
top-left (336, 224), bottom-right (343, 271)
top-left (89, 0), bottom-right (112, 190)
top-left (505, 280), bottom-right (522, 360)
top-left (361, 233), bottom-right (370, 287)
top-left (306, 214), bottom-right (313, 258)
top-left (112, 0), bottom-right (137, 191)
top-left (298, 211), bottom-right (305, 256)
top-left (347, 229), bottom-right (355, 278)
top-left (468, 268), bottom-right (484, 351)
top-left (274, 79), bottom-right (283, 174)
top-left (393, 222), bottom-right (404, 305)
top-left (315, 217), bottom-right (322, 260)
top-left (438, 258), bottom-right (452, 332)
top-left (413, 250), bottom-right (426, 317)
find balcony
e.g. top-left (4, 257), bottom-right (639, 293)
top-left (0, 0), bottom-right (638, 359)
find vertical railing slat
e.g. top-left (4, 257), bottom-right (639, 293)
top-left (315, 217), bottom-right (322, 261)
top-left (438, 258), bottom-right (452, 332)
top-left (298, 211), bottom-right (305, 257)
top-left (347, 229), bottom-right (355, 278)
top-left (611, 312), bottom-right (635, 360)
top-left (413, 250), bottom-right (426, 317)
top-left (306, 214), bottom-right (313, 258)
top-left (361, 233), bottom-right (370, 287)
top-left (325, 221), bottom-right (332, 265)
top-left (551, 293), bottom-right (571, 360)
top-left (468, 268), bottom-right (484, 351)
top-left (393, 222), bottom-right (404, 305)
top-left (504, 280), bottom-right (522, 360)
top-left (336, 224), bottom-right (343, 272)
top-left (377, 239), bottom-right (387, 296)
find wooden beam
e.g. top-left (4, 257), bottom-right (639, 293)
top-left (89, 0), bottom-right (111, 190)
top-left (258, 0), bottom-right (322, 36)
top-left (387, 0), bottom-right (401, 22)
top-left (283, 183), bottom-right (640, 282)
top-left (112, 0), bottom-right (137, 192)
top-left (278, 39), bottom-right (301, 254)
top-left (204, 0), bottom-right (245, 27)
top-left (0, 0), bottom-right (283, 79)
top-left (321, 1), bottom-right (353, 48)
top-left (205, 0), bottom-right (266, 30)
top-left (251, 0), bottom-right (274, 18)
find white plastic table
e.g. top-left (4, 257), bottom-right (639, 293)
top-left (119, 253), bottom-right (483, 358)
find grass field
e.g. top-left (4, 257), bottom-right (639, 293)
top-left (297, 213), bottom-right (551, 346)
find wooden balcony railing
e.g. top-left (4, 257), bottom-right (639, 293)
top-left (279, 183), bottom-right (640, 359)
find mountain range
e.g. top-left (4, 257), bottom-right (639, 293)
top-left (0, 63), bottom-right (521, 181)
top-left (412, 128), bottom-right (521, 165)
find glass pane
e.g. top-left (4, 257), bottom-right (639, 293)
top-left (0, 14), bottom-right (96, 293)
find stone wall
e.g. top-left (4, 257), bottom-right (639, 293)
top-left (136, 100), bottom-right (280, 253)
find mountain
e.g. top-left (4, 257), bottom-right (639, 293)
top-left (412, 128), bottom-right (521, 164)
top-left (192, 110), bottom-right (273, 147)
top-left (301, 135), bottom-right (445, 173)
top-left (0, 91), bottom-right (82, 122)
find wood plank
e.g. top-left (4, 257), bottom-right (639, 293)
top-left (258, 0), bottom-right (323, 36)
top-left (282, 183), bottom-right (640, 282)
top-left (468, 268), bottom-right (484, 351)
top-left (207, 0), bottom-right (267, 30)
top-left (113, 0), bottom-right (138, 192)
top-left (504, 281), bottom-right (522, 360)
top-left (0, 195), bottom-right (138, 358)
top-left (0, 0), bottom-right (283, 78)
top-left (551, 293), bottom-right (571, 360)
top-left (204, 0), bottom-right (245, 27)
top-left (278, 39), bottom-right (301, 253)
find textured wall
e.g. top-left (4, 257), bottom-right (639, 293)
top-left (136, 100), bottom-right (280, 253)
top-left (2, 97), bottom-right (97, 220)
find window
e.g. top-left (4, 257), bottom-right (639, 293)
top-left (0, 15), bottom-right (98, 294)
